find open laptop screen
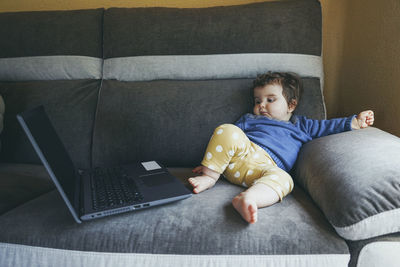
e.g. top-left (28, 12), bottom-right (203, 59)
top-left (17, 106), bottom-right (78, 210)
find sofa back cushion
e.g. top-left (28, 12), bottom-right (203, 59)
top-left (0, 9), bottom-right (104, 169)
top-left (0, 95), bottom-right (4, 151)
top-left (93, 0), bottom-right (324, 167)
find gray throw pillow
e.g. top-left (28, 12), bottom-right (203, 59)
top-left (294, 127), bottom-right (400, 241)
top-left (0, 94), bottom-right (4, 151)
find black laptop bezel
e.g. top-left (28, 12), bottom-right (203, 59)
top-left (17, 106), bottom-right (83, 223)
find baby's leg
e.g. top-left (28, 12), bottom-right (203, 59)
top-left (233, 167), bottom-right (293, 224)
top-left (188, 124), bottom-right (249, 194)
top-left (232, 183), bottom-right (280, 224)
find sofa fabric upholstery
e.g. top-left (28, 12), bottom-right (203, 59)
top-left (92, 79), bottom-right (252, 167)
top-left (0, 94), bottom-right (4, 151)
top-left (102, 1), bottom-right (322, 58)
top-left (295, 127), bottom-right (400, 240)
top-left (0, 9), bottom-right (103, 82)
top-left (347, 232), bottom-right (400, 267)
top-left (0, 80), bottom-right (100, 169)
top-left (0, 9), bottom-right (103, 58)
top-left (0, 163), bottom-right (54, 215)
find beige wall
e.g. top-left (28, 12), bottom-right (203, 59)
top-left (337, 0), bottom-right (400, 136)
top-left (1, 0), bottom-right (399, 136)
top-left (319, 0), bottom-right (347, 118)
top-left (322, 0), bottom-right (400, 136)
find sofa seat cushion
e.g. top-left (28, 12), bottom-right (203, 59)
top-left (295, 127), bottom-right (400, 240)
top-left (0, 163), bottom-right (54, 215)
top-left (0, 168), bottom-right (349, 266)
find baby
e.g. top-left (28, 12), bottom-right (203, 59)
top-left (188, 72), bottom-right (374, 224)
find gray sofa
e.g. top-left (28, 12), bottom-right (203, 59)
top-left (1, 1), bottom-right (400, 266)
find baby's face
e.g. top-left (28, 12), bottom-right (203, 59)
top-left (253, 84), bottom-right (295, 121)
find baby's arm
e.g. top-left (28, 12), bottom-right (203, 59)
top-left (351, 110), bottom-right (374, 129)
top-left (188, 165), bottom-right (220, 194)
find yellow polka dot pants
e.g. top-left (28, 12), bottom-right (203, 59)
top-left (201, 124), bottom-right (294, 200)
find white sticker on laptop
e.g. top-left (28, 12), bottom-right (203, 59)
top-left (141, 161), bottom-right (162, 171)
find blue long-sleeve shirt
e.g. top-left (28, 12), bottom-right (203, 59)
top-left (235, 113), bottom-right (355, 172)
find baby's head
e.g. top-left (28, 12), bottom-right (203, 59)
top-left (252, 72), bottom-right (302, 121)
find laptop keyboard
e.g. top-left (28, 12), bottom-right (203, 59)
top-left (91, 167), bottom-right (144, 211)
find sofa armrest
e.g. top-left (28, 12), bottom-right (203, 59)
top-left (294, 127), bottom-right (400, 241)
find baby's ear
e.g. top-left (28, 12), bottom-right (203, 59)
top-left (288, 99), bottom-right (297, 112)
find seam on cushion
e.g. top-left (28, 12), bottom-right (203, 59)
top-left (333, 208), bottom-right (400, 241)
top-left (89, 78), bottom-right (104, 170)
top-left (88, 9), bottom-right (105, 170)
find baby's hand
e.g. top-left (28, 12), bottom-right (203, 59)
top-left (356, 110), bottom-right (374, 129)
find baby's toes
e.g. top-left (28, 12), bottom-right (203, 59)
top-left (249, 205), bottom-right (258, 223)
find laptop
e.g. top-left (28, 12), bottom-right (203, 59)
top-left (17, 106), bottom-right (192, 223)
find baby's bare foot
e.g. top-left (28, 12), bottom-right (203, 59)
top-left (232, 193), bottom-right (258, 224)
top-left (188, 175), bottom-right (216, 194)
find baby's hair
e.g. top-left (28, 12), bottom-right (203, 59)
top-left (252, 72), bottom-right (303, 106)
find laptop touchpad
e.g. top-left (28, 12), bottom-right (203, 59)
top-left (140, 173), bottom-right (174, 187)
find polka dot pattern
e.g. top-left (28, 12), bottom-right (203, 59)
top-left (201, 123), bottom-right (294, 201)
top-left (285, 181), bottom-right (291, 190)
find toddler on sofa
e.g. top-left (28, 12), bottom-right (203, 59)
top-left (188, 72), bottom-right (374, 224)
